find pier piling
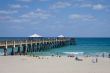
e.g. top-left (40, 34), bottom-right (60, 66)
top-left (0, 37), bottom-right (75, 56)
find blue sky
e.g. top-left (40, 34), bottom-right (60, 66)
top-left (0, 0), bottom-right (110, 37)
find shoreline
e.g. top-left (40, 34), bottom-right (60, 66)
top-left (0, 51), bottom-right (110, 58)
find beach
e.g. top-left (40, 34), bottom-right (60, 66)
top-left (0, 56), bottom-right (110, 73)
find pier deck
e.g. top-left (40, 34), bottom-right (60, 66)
top-left (0, 37), bottom-right (75, 56)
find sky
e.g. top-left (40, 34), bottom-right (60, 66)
top-left (0, 0), bottom-right (110, 37)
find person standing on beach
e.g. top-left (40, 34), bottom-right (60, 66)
top-left (96, 58), bottom-right (98, 63)
top-left (102, 53), bottom-right (105, 58)
top-left (108, 54), bottom-right (110, 58)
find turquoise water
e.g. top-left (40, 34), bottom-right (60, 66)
top-left (0, 38), bottom-right (110, 56)
top-left (50, 38), bottom-right (110, 52)
top-left (30, 38), bottom-right (110, 56)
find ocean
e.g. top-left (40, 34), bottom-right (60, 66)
top-left (0, 38), bottom-right (110, 56)
top-left (46, 38), bottom-right (110, 56)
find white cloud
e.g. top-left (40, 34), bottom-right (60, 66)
top-left (21, 8), bottom-right (51, 19)
top-left (39, 0), bottom-right (49, 2)
top-left (18, 0), bottom-right (32, 2)
top-left (69, 14), bottom-right (95, 21)
top-left (92, 4), bottom-right (105, 10)
top-left (79, 4), bottom-right (92, 8)
top-left (18, 0), bottom-right (49, 2)
top-left (50, 1), bottom-right (107, 10)
top-left (7, 8), bottom-right (52, 23)
top-left (69, 14), bottom-right (82, 19)
top-left (9, 19), bottom-right (27, 23)
top-left (9, 4), bottom-right (28, 9)
top-left (51, 1), bottom-right (71, 9)
top-left (0, 15), bottom-right (11, 20)
top-left (0, 10), bottom-right (18, 14)
top-left (79, 3), bottom-right (107, 10)
top-left (10, 4), bottom-right (22, 9)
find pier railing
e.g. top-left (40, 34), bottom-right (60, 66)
top-left (0, 37), bottom-right (75, 56)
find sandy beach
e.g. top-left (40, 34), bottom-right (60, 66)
top-left (0, 56), bottom-right (110, 73)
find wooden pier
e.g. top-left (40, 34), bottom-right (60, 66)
top-left (0, 37), bottom-right (75, 56)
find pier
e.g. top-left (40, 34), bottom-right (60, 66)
top-left (0, 37), bottom-right (75, 56)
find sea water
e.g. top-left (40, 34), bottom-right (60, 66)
top-left (0, 38), bottom-right (110, 56)
top-left (31, 38), bottom-right (110, 56)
